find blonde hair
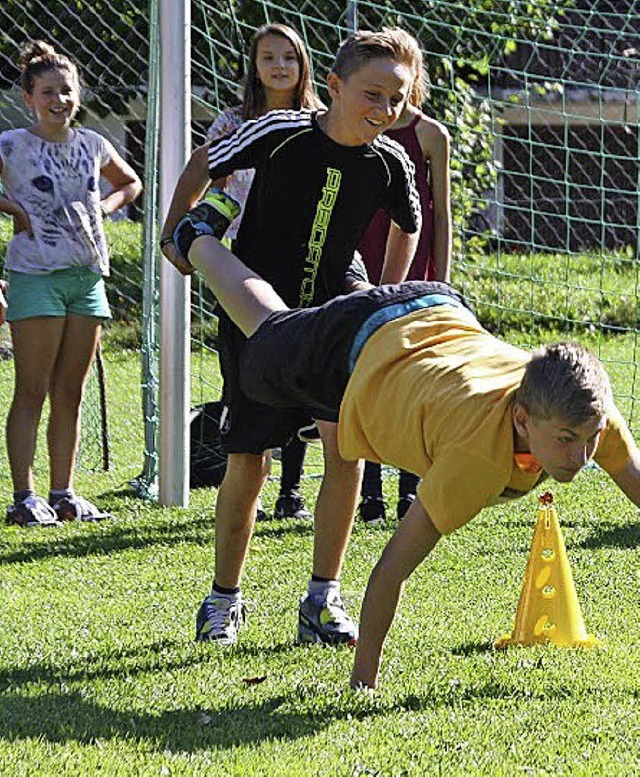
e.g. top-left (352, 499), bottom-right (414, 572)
top-left (515, 342), bottom-right (613, 424)
top-left (19, 40), bottom-right (80, 95)
top-left (243, 24), bottom-right (322, 120)
top-left (331, 27), bottom-right (424, 90)
top-left (390, 28), bottom-right (430, 107)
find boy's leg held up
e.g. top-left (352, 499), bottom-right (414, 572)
top-left (172, 202), bottom-right (289, 338)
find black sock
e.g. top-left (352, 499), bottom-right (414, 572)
top-left (399, 470), bottom-right (419, 499)
top-left (280, 436), bottom-right (307, 494)
top-left (212, 581), bottom-right (240, 596)
top-left (311, 574), bottom-right (334, 583)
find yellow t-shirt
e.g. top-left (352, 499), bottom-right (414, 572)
top-left (338, 305), bottom-right (635, 535)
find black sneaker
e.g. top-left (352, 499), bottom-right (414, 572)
top-left (173, 191), bottom-right (241, 261)
top-left (396, 493), bottom-right (416, 520)
top-left (358, 495), bottom-right (386, 526)
top-left (274, 491), bottom-right (311, 520)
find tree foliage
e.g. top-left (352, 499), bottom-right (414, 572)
top-left (0, 0), bottom-right (571, 253)
top-left (0, 0), bottom-right (148, 116)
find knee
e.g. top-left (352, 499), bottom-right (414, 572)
top-left (225, 452), bottom-right (271, 483)
top-left (323, 445), bottom-right (363, 477)
top-left (12, 382), bottom-right (48, 413)
top-left (49, 379), bottom-right (84, 412)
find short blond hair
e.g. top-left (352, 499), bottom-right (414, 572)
top-left (331, 27), bottom-right (424, 88)
top-left (515, 342), bottom-right (613, 424)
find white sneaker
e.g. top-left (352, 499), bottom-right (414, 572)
top-left (195, 594), bottom-right (246, 645)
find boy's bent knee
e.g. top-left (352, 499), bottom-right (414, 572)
top-left (226, 451), bottom-right (270, 477)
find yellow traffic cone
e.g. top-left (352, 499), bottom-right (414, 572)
top-left (495, 491), bottom-right (602, 649)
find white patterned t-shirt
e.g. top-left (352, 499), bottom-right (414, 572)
top-left (207, 106), bottom-right (253, 240)
top-left (0, 127), bottom-right (113, 275)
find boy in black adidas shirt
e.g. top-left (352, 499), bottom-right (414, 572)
top-left (162, 28), bottom-right (422, 647)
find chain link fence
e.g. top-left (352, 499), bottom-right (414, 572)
top-left (0, 0), bottom-right (639, 493)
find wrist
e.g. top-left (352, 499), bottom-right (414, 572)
top-left (160, 236), bottom-right (175, 248)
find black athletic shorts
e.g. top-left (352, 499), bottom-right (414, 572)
top-left (237, 281), bottom-right (471, 437)
top-left (217, 311), bottom-right (314, 454)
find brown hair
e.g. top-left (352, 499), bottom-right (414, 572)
top-left (331, 27), bottom-right (423, 87)
top-left (515, 342), bottom-right (613, 425)
top-left (19, 40), bottom-right (80, 95)
top-left (243, 24), bottom-right (322, 120)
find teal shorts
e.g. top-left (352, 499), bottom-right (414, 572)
top-left (5, 267), bottom-right (111, 322)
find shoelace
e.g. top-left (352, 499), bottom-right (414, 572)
top-left (206, 597), bottom-right (243, 630)
top-left (321, 591), bottom-right (350, 620)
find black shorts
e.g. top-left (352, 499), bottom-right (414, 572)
top-left (217, 312), bottom-right (314, 454)
top-left (238, 281), bottom-right (471, 434)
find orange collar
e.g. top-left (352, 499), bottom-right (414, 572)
top-left (514, 452), bottom-right (542, 474)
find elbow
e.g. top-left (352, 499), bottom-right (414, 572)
top-left (131, 179), bottom-right (143, 201)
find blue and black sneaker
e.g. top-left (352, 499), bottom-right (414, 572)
top-left (297, 589), bottom-right (358, 645)
top-left (173, 189), bottom-right (241, 263)
top-left (195, 592), bottom-right (247, 645)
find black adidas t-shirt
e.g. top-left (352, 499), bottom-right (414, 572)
top-left (207, 109), bottom-right (421, 307)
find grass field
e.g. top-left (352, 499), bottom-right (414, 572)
top-left (1, 339), bottom-right (640, 775)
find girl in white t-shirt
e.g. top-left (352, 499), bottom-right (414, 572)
top-left (0, 40), bottom-right (141, 527)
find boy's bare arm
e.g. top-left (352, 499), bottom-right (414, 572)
top-left (378, 222), bottom-right (420, 285)
top-left (609, 448), bottom-right (640, 507)
top-left (351, 498), bottom-right (441, 690)
top-left (161, 145), bottom-right (211, 275)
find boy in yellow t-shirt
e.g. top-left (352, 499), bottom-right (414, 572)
top-left (170, 203), bottom-right (640, 691)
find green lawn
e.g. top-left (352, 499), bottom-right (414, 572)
top-left (1, 342), bottom-right (639, 775)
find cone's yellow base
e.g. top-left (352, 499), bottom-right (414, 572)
top-left (495, 499), bottom-right (603, 650)
top-left (494, 631), bottom-right (602, 650)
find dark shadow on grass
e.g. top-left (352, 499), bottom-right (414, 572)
top-left (449, 641), bottom-right (494, 657)
top-left (253, 521), bottom-right (314, 539)
top-left (3, 671), bottom-right (616, 750)
top-left (394, 681), bottom-right (578, 712)
top-left (0, 513), bottom-right (215, 565)
top-left (578, 522), bottom-right (640, 550)
top-left (0, 512), bottom-right (317, 565)
top-left (0, 639), bottom-right (299, 692)
top-left (0, 690), bottom-right (382, 750)
top-left (0, 639), bottom-right (196, 689)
